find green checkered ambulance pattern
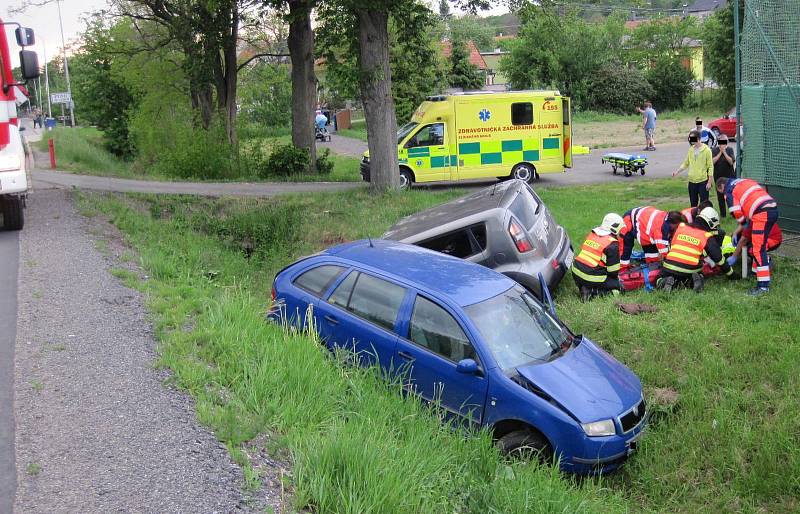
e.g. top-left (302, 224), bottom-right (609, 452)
top-left (399, 138), bottom-right (561, 169)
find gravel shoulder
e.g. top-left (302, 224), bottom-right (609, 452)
top-left (14, 188), bottom-right (277, 513)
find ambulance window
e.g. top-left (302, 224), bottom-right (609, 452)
top-left (406, 123), bottom-right (444, 148)
top-left (511, 103), bottom-right (533, 125)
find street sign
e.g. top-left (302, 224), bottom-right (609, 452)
top-left (50, 92), bottom-right (71, 104)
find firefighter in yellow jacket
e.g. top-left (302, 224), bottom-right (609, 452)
top-left (658, 207), bottom-right (733, 292)
top-left (572, 213), bottom-right (623, 301)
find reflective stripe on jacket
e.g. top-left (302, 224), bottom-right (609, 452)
top-left (725, 178), bottom-right (776, 223)
top-left (635, 207), bottom-right (670, 253)
top-left (663, 223), bottom-right (711, 273)
top-left (572, 230), bottom-right (619, 283)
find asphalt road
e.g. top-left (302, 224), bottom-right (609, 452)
top-left (0, 231), bottom-right (19, 514)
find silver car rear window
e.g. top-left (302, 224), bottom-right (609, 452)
top-left (509, 191), bottom-right (539, 231)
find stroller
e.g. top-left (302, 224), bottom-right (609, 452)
top-left (315, 124), bottom-right (331, 142)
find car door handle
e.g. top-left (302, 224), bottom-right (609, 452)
top-left (323, 315), bottom-right (339, 325)
top-left (398, 351), bottom-right (414, 361)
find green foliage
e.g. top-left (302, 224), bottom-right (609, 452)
top-left (237, 62), bottom-right (292, 127)
top-left (646, 56), bottom-right (695, 111)
top-left (34, 127), bottom-right (133, 176)
top-left (262, 144), bottom-right (311, 178)
top-left (315, 149), bottom-right (334, 175)
top-left (703, 3), bottom-right (738, 103)
top-left (450, 15), bottom-right (495, 51)
top-left (500, 6), bottom-right (626, 110)
top-left (448, 37), bottom-right (485, 91)
top-left (316, 1), bottom-right (446, 122)
top-left (587, 63), bottom-right (654, 114)
top-left (627, 15), bottom-right (700, 65)
top-left (71, 19), bottom-right (138, 158)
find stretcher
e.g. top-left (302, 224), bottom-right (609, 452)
top-left (620, 237), bottom-right (735, 291)
top-left (601, 153), bottom-right (647, 176)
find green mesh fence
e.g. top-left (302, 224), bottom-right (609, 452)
top-left (740, 0), bottom-right (800, 189)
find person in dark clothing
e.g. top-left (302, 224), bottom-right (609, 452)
top-left (571, 213), bottom-right (623, 301)
top-left (658, 207), bottom-right (733, 292)
top-left (711, 135), bottom-right (736, 217)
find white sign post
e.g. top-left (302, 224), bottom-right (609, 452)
top-left (50, 92), bottom-right (72, 104)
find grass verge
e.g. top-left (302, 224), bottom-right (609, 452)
top-left (37, 128), bottom-right (361, 183)
top-left (81, 187), bottom-right (625, 513)
top-left (35, 127), bottom-right (136, 177)
top-left (335, 119), bottom-right (368, 142)
top-left (82, 179), bottom-right (799, 512)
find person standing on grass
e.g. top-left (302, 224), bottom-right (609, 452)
top-left (673, 130), bottom-right (713, 207)
top-left (716, 177), bottom-right (779, 296)
top-left (712, 135), bottom-right (736, 217)
top-left (636, 102), bottom-right (657, 151)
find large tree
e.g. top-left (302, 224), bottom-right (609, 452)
top-left (320, 0), bottom-right (488, 193)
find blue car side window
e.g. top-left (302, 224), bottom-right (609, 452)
top-left (409, 296), bottom-right (477, 364)
top-left (293, 265), bottom-right (346, 297)
top-left (330, 272), bottom-right (406, 332)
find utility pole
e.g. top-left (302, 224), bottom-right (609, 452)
top-left (55, 0), bottom-right (75, 127)
top-left (43, 39), bottom-right (51, 117)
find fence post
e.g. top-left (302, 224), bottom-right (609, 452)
top-left (48, 138), bottom-right (56, 169)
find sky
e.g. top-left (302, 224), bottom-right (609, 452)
top-left (3, 0), bottom-right (109, 67)
top-left (3, 0), bottom-right (510, 68)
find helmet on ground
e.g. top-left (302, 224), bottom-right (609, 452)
top-left (601, 213), bottom-right (624, 236)
top-left (698, 207), bottom-right (720, 230)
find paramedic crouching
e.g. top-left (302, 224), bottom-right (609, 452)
top-left (571, 213), bottom-right (624, 301)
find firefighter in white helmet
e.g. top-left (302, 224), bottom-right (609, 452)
top-left (659, 206), bottom-right (734, 292)
top-left (571, 213), bottom-right (624, 301)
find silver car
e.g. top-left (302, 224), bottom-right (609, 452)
top-left (382, 180), bottom-right (574, 293)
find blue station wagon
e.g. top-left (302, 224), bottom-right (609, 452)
top-left (269, 240), bottom-right (646, 474)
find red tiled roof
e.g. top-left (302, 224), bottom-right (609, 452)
top-left (441, 40), bottom-right (487, 69)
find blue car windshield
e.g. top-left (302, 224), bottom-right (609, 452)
top-left (397, 122), bottom-right (419, 144)
top-left (464, 287), bottom-right (567, 371)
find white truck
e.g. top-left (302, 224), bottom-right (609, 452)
top-left (0, 21), bottom-right (40, 230)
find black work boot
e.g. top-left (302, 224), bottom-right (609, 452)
top-left (692, 273), bottom-right (705, 293)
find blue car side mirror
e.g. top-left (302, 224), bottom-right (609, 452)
top-left (456, 358), bottom-right (479, 375)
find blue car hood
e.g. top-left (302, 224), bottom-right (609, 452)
top-left (515, 338), bottom-right (642, 423)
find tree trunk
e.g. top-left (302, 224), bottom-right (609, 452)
top-left (222, 1), bottom-right (239, 147)
top-left (357, 8), bottom-right (399, 192)
top-left (288, 0), bottom-right (317, 173)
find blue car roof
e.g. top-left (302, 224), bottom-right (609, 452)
top-left (323, 239), bottom-right (515, 307)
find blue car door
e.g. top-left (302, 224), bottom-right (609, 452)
top-left (394, 294), bottom-right (489, 423)
top-left (315, 270), bottom-right (405, 370)
top-left (287, 263), bottom-right (349, 329)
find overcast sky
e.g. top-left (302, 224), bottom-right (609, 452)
top-left (4, 0), bottom-right (509, 68)
top-left (3, 0), bottom-right (109, 67)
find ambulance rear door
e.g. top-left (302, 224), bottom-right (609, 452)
top-left (562, 96), bottom-right (572, 168)
top-left (537, 96), bottom-right (564, 173)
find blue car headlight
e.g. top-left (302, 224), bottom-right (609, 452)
top-left (581, 419), bottom-right (616, 437)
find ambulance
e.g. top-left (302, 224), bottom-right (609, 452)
top-left (360, 90), bottom-right (572, 188)
top-left (0, 22), bottom-right (40, 230)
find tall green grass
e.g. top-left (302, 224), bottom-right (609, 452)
top-left (82, 180), bottom-right (800, 512)
top-left (36, 127), bottom-right (135, 177)
top-left (82, 189), bottom-right (625, 513)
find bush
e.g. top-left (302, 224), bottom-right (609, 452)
top-left (586, 63), bottom-right (654, 114)
top-left (646, 57), bottom-right (695, 111)
top-left (261, 144), bottom-right (310, 178)
top-left (316, 149), bottom-right (334, 175)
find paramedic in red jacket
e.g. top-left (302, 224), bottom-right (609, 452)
top-left (619, 207), bottom-right (686, 269)
top-left (716, 177), bottom-right (779, 296)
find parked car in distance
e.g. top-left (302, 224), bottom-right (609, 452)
top-left (269, 240), bottom-right (646, 474)
top-left (708, 109), bottom-right (737, 138)
top-left (382, 179), bottom-right (573, 292)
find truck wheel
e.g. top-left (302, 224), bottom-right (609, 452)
top-left (399, 169), bottom-right (413, 190)
top-left (511, 163), bottom-right (535, 183)
top-left (2, 196), bottom-right (24, 231)
top-left (497, 429), bottom-right (553, 462)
